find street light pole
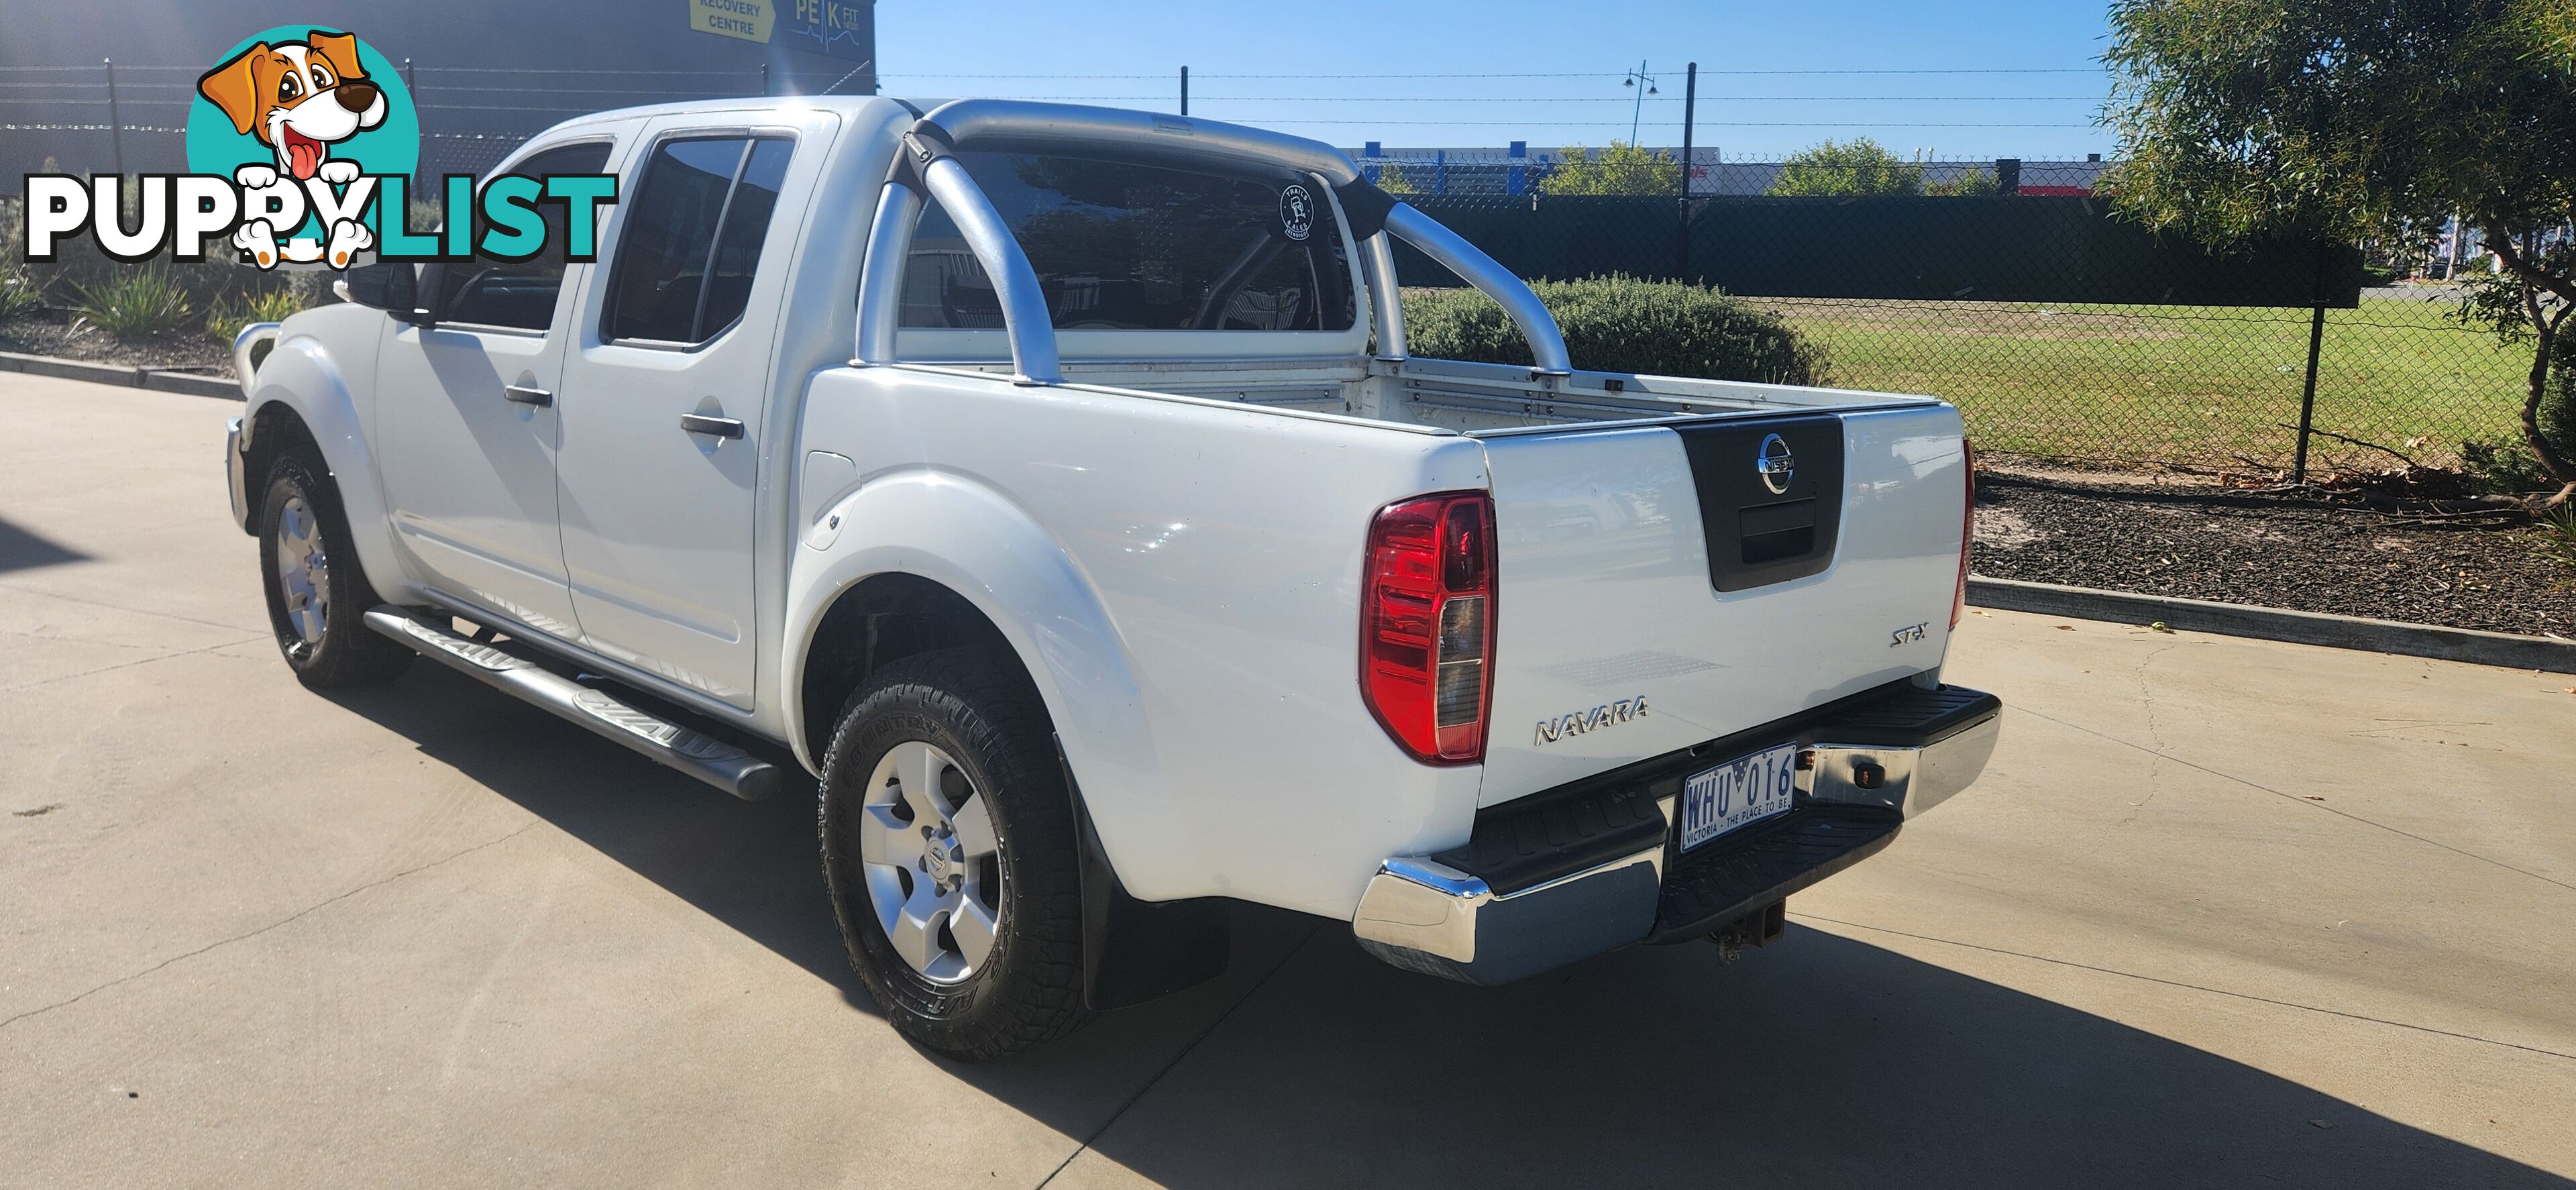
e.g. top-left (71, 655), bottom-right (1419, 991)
top-left (103, 58), bottom-right (123, 178)
top-left (1677, 62), bottom-right (1697, 280)
top-left (1623, 60), bottom-right (1658, 143)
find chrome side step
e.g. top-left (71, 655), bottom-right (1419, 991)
top-left (363, 607), bottom-right (783, 801)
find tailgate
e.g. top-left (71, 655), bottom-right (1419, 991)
top-left (1474, 405), bottom-right (1969, 807)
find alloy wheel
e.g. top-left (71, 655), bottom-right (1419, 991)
top-left (858, 740), bottom-right (1004, 984)
top-left (273, 493), bottom-right (329, 649)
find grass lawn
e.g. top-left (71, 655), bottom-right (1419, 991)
top-left (1752, 297), bottom-right (2530, 472)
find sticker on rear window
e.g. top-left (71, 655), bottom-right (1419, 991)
top-left (1279, 184), bottom-right (1313, 241)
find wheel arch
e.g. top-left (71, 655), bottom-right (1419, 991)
top-left (239, 333), bottom-right (405, 602)
top-left (794, 572), bottom-right (1023, 762)
top-left (782, 470), bottom-right (1157, 808)
top-left (786, 475), bottom-right (1224, 1010)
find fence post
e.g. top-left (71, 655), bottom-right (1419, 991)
top-left (2291, 237), bottom-right (2331, 484)
top-left (1676, 62), bottom-right (1697, 282)
top-left (103, 58), bottom-right (123, 178)
top-left (1179, 66), bottom-right (1188, 116)
top-left (403, 56), bottom-right (416, 96)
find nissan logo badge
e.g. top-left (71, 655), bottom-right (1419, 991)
top-left (1755, 433), bottom-right (1796, 495)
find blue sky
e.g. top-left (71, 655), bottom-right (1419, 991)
top-left (876, 1), bottom-right (2118, 161)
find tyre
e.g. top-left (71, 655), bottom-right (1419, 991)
top-left (818, 648), bottom-right (1090, 1060)
top-left (257, 449), bottom-right (413, 689)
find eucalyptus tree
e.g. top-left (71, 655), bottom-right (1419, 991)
top-left (2106, 0), bottom-right (2576, 499)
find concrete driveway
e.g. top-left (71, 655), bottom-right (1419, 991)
top-left (3, 373), bottom-right (2571, 1189)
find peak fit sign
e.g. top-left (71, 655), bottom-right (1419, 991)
top-left (15, 25), bottom-right (616, 271)
top-left (689, 0), bottom-right (872, 62)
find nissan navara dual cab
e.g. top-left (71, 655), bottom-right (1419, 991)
top-left (222, 98), bottom-right (2000, 1060)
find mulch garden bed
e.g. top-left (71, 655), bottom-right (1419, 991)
top-left (1972, 472), bottom-right (2574, 639)
top-left (1, 308), bottom-right (234, 376)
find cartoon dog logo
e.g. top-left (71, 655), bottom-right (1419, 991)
top-left (195, 32), bottom-right (384, 267)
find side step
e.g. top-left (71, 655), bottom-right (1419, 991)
top-left (364, 607), bottom-right (784, 801)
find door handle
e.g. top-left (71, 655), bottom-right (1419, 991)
top-left (503, 384), bottom-right (553, 407)
top-left (680, 413), bottom-right (745, 440)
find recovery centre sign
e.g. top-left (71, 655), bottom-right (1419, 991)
top-left (689, 0), bottom-right (871, 62)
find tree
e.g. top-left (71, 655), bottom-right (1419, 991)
top-left (1374, 159), bottom-right (1420, 196)
top-left (1539, 142), bottom-right (1680, 196)
top-left (1766, 139), bottom-right (1923, 197)
top-left (2104, 0), bottom-right (2576, 501)
top-left (1927, 166), bottom-right (2002, 197)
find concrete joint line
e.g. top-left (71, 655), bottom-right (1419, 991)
top-left (1031, 924), bottom-right (1324, 1190)
top-left (1968, 576), bottom-right (2576, 675)
top-left (0, 823), bottom-right (538, 1034)
top-left (0, 635), bottom-right (268, 694)
top-left (1794, 912), bottom-right (2576, 1064)
top-left (0, 580), bottom-right (270, 637)
top-left (2015, 704), bottom-right (2576, 898)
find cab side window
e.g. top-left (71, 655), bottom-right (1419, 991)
top-left (435, 141), bottom-right (613, 331)
top-left (602, 136), bottom-right (794, 345)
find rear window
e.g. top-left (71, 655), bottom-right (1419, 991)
top-left (900, 152), bottom-right (1354, 333)
top-left (603, 135), bottom-right (794, 345)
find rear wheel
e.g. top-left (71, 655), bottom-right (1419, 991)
top-left (258, 451), bottom-right (412, 689)
top-left (818, 649), bottom-right (1089, 1060)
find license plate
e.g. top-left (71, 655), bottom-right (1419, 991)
top-left (1680, 742), bottom-right (1799, 852)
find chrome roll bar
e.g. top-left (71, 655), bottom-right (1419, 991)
top-left (918, 156), bottom-right (1061, 384)
top-left (922, 99), bottom-right (1362, 186)
top-left (850, 101), bottom-right (1570, 382)
top-left (1382, 203), bottom-right (1571, 376)
top-left (853, 181), bottom-right (922, 368)
top-left (1362, 233), bottom-right (1407, 362)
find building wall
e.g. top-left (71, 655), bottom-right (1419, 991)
top-left (0, 0), bottom-right (875, 177)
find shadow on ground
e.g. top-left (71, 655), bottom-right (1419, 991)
top-left (1069, 926), bottom-right (2571, 1189)
top-left (330, 663), bottom-right (2568, 1190)
top-left (0, 517), bottom-right (88, 575)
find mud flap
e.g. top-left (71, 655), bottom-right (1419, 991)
top-left (1057, 739), bottom-right (1230, 1011)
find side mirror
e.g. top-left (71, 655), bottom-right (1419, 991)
top-left (338, 262), bottom-right (429, 324)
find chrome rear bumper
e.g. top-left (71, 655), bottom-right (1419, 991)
top-left (1352, 684), bottom-right (1999, 985)
top-left (1352, 830), bottom-right (1670, 986)
top-left (1808, 713), bottom-right (2001, 820)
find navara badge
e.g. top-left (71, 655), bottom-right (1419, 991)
top-left (1534, 695), bottom-right (1650, 746)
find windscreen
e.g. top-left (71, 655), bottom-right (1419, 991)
top-left (898, 151), bottom-right (1356, 333)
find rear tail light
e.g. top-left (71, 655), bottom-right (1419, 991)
top-left (1362, 491), bottom-right (1496, 765)
top-left (1952, 439), bottom-right (1976, 629)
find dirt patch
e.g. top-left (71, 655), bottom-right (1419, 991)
top-left (1, 309), bottom-right (233, 376)
top-left (1972, 475), bottom-right (2575, 638)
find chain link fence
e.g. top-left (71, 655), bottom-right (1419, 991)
top-left (1755, 295), bottom-right (2510, 475)
top-left (1392, 184), bottom-right (2527, 478)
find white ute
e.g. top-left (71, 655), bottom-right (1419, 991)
top-left (223, 98), bottom-right (2000, 1059)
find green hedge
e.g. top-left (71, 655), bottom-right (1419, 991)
top-left (1401, 274), bottom-right (1828, 386)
